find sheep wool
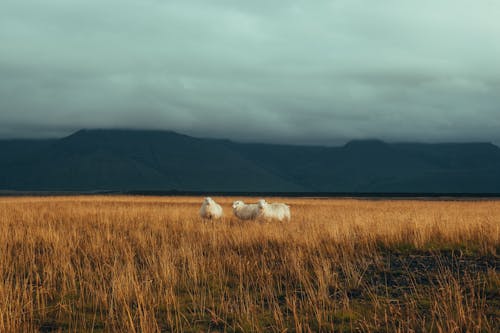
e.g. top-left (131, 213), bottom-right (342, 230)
top-left (257, 199), bottom-right (291, 222)
top-left (232, 200), bottom-right (259, 220)
top-left (199, 197), bottom-right (223, 219)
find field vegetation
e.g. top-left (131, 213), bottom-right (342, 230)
top-left (0, 196), bottom-right (498, 332)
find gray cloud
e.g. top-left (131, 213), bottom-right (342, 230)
top-left (1, 0), bottom-right (499, 145)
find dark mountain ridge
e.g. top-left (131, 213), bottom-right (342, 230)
top-left (1, 129), bottom-right (499, 193)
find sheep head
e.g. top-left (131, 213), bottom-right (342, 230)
top-left (257, 199), bottom-right (267, 210)
top-left (232, 200), bottom-right (244, 209)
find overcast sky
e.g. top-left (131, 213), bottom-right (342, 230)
top-left (1, 0), bottom-right (499, 145)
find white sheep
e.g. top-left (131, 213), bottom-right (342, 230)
top-left (257, 199), bottom-right (291, 222)
top-left (232, 200), bottom-right (259, 220)
top-left (199, 197), bottom-right (223, 220)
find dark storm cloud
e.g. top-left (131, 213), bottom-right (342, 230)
top-left (1, 0), bottom-right (499, 145)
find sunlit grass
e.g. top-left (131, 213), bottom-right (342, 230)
top-left (0, 196), bottom-right (498, 332)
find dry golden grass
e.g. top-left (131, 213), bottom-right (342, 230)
top-left (0, 196), bottom-right (498, 332)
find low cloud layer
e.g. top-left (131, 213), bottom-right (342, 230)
top-left (1, 0), bottom-right (499, 145)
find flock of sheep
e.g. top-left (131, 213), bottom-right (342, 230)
top-left (199, 197), bottom-right (291, 222)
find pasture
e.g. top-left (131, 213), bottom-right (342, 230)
top-left (0, 196), bottom-right (498, 332)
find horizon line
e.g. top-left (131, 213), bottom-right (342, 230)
top-left (0, 128), bottom-right (498, 148)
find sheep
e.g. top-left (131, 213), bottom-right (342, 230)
top-left (257, 199), bottom-right (291, 222)
top-left (232, 200), bottom-right (259, 220)
top-left (199, 197), bottom-right (223, 220)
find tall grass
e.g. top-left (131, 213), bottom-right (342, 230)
top-left (0, 196), bottom-right (498, 332)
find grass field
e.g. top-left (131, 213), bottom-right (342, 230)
top-left (0, 196), bottom-right (498, 332)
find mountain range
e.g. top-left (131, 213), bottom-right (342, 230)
top-left (1, 129), bottom-right (499, 193)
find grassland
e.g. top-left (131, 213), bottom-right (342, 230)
top-left (0, 196), bottom-right (498, 332)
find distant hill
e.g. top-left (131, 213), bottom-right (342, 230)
top-left (1, 129), bottom-right (499, 193)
